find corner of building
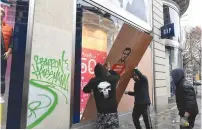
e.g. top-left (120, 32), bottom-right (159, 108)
top-left (152, 0), bottom-right (169, 112)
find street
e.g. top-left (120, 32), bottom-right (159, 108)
top-left (72, 85), bottom-right (201, 129)
top-left (1, 84), bottom-right (201, 129)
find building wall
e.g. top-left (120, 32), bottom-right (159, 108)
top-left (152, 0), bottom-right (168, 112)
top-left (163, 0), bottom-right (183, 98)
top-left (26, 0), bottom-right (75, 129)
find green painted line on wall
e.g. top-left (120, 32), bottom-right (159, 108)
top-left (27, 80), bottom-right (58, 129)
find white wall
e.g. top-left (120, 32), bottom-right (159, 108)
top-left (26, 0), bottom-right (75, 129)
top-left (152, 0), bottom-right (168, 111)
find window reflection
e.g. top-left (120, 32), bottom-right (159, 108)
top-left (1, 1), bottom-right (29, 128)
top-left (78, 0), bottom-right (152, 25)
top-left (1, 4), bottom-right (14, 127)
top-left (80, 7), bottom-right (124, 116)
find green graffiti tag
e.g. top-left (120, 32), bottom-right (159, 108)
top-left (27, 50), bottom-right (71, 129)
top-left (32, 50), bottom-right (70, 91)
top-left (28, 94), bottom-right (52, 119)
top-left (27, 80), bottom-right (58, 129)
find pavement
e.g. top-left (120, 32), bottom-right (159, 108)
top-left (119, 85), bottom-right (201, 129)
top-left (1, 84), bottom-right (201, 129)
top-left (72, 85), bottom-right (201, 129)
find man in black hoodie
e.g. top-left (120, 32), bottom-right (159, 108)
top-left (125, 69), bottom-right (152, 129)
top-left (171, 68), bottom-right (198, 129)
top-left (83, 63), bottom-right (120, 129)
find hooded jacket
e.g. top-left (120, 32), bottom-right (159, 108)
top-left (83, 63), bottom-right (120, 113)
top-left (128, 69), bottom-right (151, 105)
top-left (171, 68), bottom-right (198, 116)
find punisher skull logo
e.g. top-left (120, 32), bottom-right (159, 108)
top-left (98, 81), bottom-right (111, 98)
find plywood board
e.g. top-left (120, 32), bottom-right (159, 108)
top-left (81, 23), bottom-right (153, 121)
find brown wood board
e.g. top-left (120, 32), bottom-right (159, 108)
top-left (81, 23), bottom-right (153, 121)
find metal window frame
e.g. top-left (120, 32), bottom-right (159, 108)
top-left (82, 0), bottom-right (152, 33)
top-left (20, 0), bottom-right (35, 128)
top-left (70, 0), bottom-right (77, 128)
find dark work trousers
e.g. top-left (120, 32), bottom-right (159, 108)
top-left (180, 115), bottom-right (196, 129)
top-left (1, 57), bottom-right (7, 95)
top-left (132, 104), bottom-right (152, 129)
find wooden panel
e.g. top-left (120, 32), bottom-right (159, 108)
top-left (81, 24), bottom-right (152, 121)
top-left (118, 47), bottom-right (153, 112)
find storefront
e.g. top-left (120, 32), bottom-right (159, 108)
top-left (1, 0), bottom-right (30, 128)
top-left (73, 0), bottom-right (154, 127)
top-left (163, 0), bottom-right (183, 97)
top-left (1, 0), bottom-right (153, 129)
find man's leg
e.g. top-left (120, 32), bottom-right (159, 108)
top-left (96, 113), bottom-right (119, 129)
top-left (132, 105), bottom-right (142, 129)
top-left (179, 115), bottom-right (196, 129)
top-left (107, 113), bottom-right (119, 129)
top-left (142, 104), bottom-right (152, 129)
top-left (96, 113), bottom-right (105, 129)
top-left (1, 59), bottom-right (7, 95)
top-left (188, 115), bottom-right (196, 129)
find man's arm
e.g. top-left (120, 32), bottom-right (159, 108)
top-left (183, 84), bottom-right (198, 115)
top-left (4, 30), bottom-right (13, 59)
top-left (83, 79), bottom-right (93, 93)
top-left (134, 69), bottom-right (143, 79)
top-left (109, 70), bottom-right (120, 82)
top-left (126, 91), bottom-right (135, 96)
top-left (8, 29), bottom-right (14, 53)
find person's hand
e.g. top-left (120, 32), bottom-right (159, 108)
top-left (4, 52), bottom-right (10, 60)
top-left (124, 91), bottom-right (129, 95)
top-left (184, 112), bottom-right (190, 118)
top-left (105, 62), bottom-right (111, 70)
top-left (180, 117), bottom-right (189, 127)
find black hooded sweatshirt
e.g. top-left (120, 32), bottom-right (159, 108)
top-left (83, 63), bottom-right (120, 113)
top-left (171, 68), bottom-right (198, 117)
top-left (128, 69), bottom-right (151, 105)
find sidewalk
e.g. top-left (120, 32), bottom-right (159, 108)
top-left (120, 97), bottom-right (201, 129)
top-left (72, 96), bottom-right (201, 129)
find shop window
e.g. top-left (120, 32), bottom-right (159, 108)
top-left (163, 5), bottom-right (170, 25)
top-left (1, 0), bottom-right (29, 128)
top-left (163, 4), bottom-right (181, 42)
top-left (74, 0), bottom-right (153, 124)
top-left (77, 0), bottom-right (152, 26)
top-left (79, 6), bottom-right (124, 118)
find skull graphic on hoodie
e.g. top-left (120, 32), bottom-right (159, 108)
top-left (83, 63), bottom-right (120, 113)
top-left (98, 81), bottom-right (111, 98)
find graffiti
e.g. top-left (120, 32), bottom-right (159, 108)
top-left (27, 50), bottom-right (71, 129)
top-left (28, 94), bottom-right (52, 118)
top-left (117, 47), bottom-right (131, 64)
top-left (27, 80), bottom-right (58, 129)
top-left (32, 50), bottom-right (70, 90)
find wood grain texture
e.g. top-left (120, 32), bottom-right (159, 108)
top-left (81, 24), bottom-right (152, 121)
